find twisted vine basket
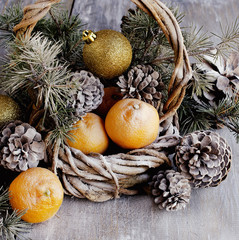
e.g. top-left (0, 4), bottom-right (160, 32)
top-left (13, 0), bottom-right (192, 202)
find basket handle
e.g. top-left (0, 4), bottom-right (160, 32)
top-left (14, 0), bottom-right (192, 123)
top-left (132, 0), bottom-right (192, 121)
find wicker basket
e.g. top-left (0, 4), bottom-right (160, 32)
top-left (13, 0), bottom-right (192, 202)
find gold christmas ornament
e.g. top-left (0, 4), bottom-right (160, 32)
top-left (0, 95), bottom-right (21, 128)
top-left (82, 29), bottom-right (132, 80)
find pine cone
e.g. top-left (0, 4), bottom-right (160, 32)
top-left (0, 121), bottom-right (46, 172)
top-left (69, 70), bottom-right (104, 118)
top-left (150, 170), bottom-right (191, 211)
top-left (175, 130), bottom-right (232, 188)
top-left (117, 65), bottom-right (165, 108)
top-left (193, 51), bottom-right (239, 105)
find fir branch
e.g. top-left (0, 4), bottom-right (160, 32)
top-left (189, 65), bottom-right (215, 97)
top-left (178, 95), bottom-right (213, 135)
top-left (2, 34), bottom-right (65, 93)
top-left (1, 33), bottom-right (78, 146)
top-left (225, 118), bottom-right (239, 142)
top-left (34, 7), bottom-right (85, 69)
top-left (182, 25), bottom-right (214, 62)
top-left (1, 210), bottom-right (31, 240)
top-left (213, 18), bottom-right (239, 58)
top-left (197, 96), bottom-right (239, 141)
top-left (0, 187), bottom-right (31, 240)
top-left (46, 121), bottom-right (74, 148)
top-left (198, 96), bottom-right (239, 119)
top-left (0, 3), bottom-right (85, 69)
top-left (0, 187), bottom-right (9, 211)
top-left (184, 19), bottom-right (239, 60)
top-left (152, 25), bottom-right (214, 64)
top-left (121, 8), bottom-right (173, 65)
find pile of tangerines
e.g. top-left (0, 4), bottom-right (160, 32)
top-left (67, 86), bottom-right (160, 153)
top-left (8, 87), bottom-right (160, 224)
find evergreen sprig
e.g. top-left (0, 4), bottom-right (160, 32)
top-left (213, 18), bottom-right (239, 58)
top-left (179, 94), bottom-right (239, 139)
top-left (0, 187), bottom-right (31, 240)
top-left (197, 96), bottom-right (239, 141)
top-left (189, 65), bottom-right (215, 97)
top-left (1, 210), bottom-right (31, 240)
top-left (121, 7), bottom-right (184, 66)
top-left (178, 95), bottom-right (213, 135)
top-left (182, 25), bottom-right (214, 62)
top-left (1, 33), bottom-right (78, 146)
top-left (0, 2), bottom-right (85, 69)
top-left (0, 187), bottom-right (9, 211)
top-left (121, 7), bottom-right (239, 66)
top-left (35, 6), bottom-right (85, 69)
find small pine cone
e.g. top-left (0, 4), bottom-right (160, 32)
top-left (175, 130), bottom-right (232, 188)
top-left (150, 170), bottom-right (191, 211)
top-left (0, 121), bottom-right (46, 172)
top-left (117, 65), bottom-right (165, 108)
top-left (69, 70), bottom-right (104, 117)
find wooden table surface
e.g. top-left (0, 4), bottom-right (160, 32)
top-left (1, 0), bottom-right (239, 239)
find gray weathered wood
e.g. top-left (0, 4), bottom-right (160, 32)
top-left (1, 0), bottom-right (239, 239)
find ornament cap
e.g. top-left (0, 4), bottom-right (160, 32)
top-left (82, 30), bottom-right (97, 44)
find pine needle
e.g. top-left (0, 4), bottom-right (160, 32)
top-left (227, 118), bottom-right (239, 142)
top-left (183, 25), bottom-right (214, 62)
top-left (1, 210), bottom-right (31, 240)
top-left (197, 96), bottom-right (239, 141)
top-left (178, 95), bottom-right (213, 135)
top-left (198, 96), bottom-right (239, 119)
top-left (0, 187), bottom-right (31, 240)
top-left (213, 18), bottom-right (239, 58)
top-left (189, 65), bottom-right (215, 96)
top-left (121, 8), bottom-right (173, 65)
top-left (34, 7), bottom-right (85, 69)
top-left (0, 187), bottom-right (9, 211)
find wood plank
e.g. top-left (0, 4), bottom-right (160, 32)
top-left (71, 0), bottom-right (135, 31)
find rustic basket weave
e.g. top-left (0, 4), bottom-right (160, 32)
top-left (14, 0), bottom-right (192, 202)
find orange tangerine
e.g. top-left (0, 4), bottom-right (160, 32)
top-left (9, 167), bottom-right (64, 223)
top-left (66, 113), bottom-right (109, 154)
top-left (105, 98), bottom-right (159, 149)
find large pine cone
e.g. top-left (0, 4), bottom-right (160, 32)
top-left (117, 65), bottom-right (165, 109)
top-left (69, 70), bottom-right (104, 118)
top-left (175, 130), bottom-right (232, 188)
top-left (150, 170), bottom-right (191, 211)
top-left (0, 121), bottom-right (46, 172)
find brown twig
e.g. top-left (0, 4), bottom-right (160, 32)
top-left (49, 8), bottom-right (62, 36)
top-left (216, 116), bottom-right (239, 134)
top-left (142, 29), bottom-right (159, 59)
top-left (69, 0), bottom-right (76, 19)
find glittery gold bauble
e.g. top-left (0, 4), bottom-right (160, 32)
top-left (83, 29), bottom-right (132, 80)
top-left (0, 95), bottom-right (21, 128)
